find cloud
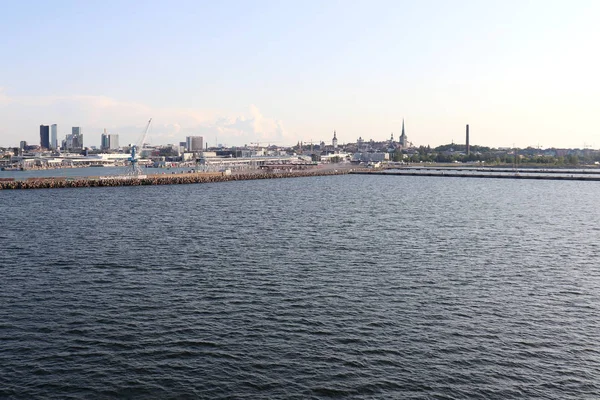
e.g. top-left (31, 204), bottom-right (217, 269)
top-left (0, 91), bottom-right (289, 147)
top-left (186, 104), bottom-right (291, 146)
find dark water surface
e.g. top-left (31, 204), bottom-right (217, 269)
top-left (1, 175), bottom-right (600, 399)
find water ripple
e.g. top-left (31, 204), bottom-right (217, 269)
top-left (1, 176), bottom-right (600, 398)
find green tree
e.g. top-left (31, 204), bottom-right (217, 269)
top-left (566, 154), bottom-right (579, 165)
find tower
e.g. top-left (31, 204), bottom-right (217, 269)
top-left (357, 136), bottom-right (364, 152)
top-left (332, 130), bottom-right (338, 149)
top-left (399, 119), bottom-right (407, 148)
top-left (466, 124), bottom-right (470, 156)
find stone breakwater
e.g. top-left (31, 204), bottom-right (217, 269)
top-left (0, 170), bottom-right (351, 190)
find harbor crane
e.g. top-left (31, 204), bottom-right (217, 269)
top-left (128, 118), bottom-right (152, 175)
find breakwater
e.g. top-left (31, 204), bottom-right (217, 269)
top-left (390, 166), bottom-right (600, 174)
top-left (0, 169), bottom-right (350, 190)
top-left (351, 170), bottom-right (600, 181)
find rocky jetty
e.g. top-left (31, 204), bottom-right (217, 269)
top-left (0, 169), bottom-right (350, 190)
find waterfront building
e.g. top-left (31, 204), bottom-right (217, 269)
top-left (399, 119), bottom-right (408, 148)
top-left (332, 130), bottom-right (338, 149)
top-left (50, 124), bottom-right (58, 150)
top-left (40, 125), bottom-right (50, 149)
top-left (352, 152), bottom-right (389, 163)
top-left (186, 136), bottom-right (203, 152)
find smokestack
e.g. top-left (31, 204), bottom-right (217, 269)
top-left (466, 124), bottom-right (470, 156)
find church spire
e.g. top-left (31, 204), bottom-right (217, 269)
top-left (399, 118), bottom-right (408, 148)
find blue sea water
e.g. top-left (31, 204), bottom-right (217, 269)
top-left (1, 174), bottom-right (600, 399)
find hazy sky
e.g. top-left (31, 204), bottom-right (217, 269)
top-left (1, 0), bottom-right (599, 148)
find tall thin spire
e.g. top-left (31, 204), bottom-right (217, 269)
top-left (401, 118), bottom-right (405, 137)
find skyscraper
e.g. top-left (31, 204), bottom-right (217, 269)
top-left (108, 134), bottom-right (119, 150)
top-left (101, 131), bottom-right (109, 150)
top-left (70, 127), bottom-right (83, 150)
top-left (40, 125), bottom-right (50, 149)
top-left (50, 124), bottom-right (58, 149)
top-left (101, 131), bottom-right (119, 151)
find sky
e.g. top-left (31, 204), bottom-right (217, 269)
top-left (1, 0), bottom-right (599, 149)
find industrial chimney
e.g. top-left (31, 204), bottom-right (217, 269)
top-left (466, 124), bottom-right (470, 156)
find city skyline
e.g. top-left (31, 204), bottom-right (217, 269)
top-left (1, 1), bottom-right (599, 149)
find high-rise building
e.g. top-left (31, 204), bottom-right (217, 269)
top-left (50, 124), bottom-right (58, 150)
top-left (70, 127), bottom-right (83, 150)
top-left (101, 129), bottom-right (109, 150)
top-left (101, 130), bottom-right (119, 151)
top-left (108, 134), bottom-right (119, 150)
top-left (40, 125), bottom-right (50, 149)
top-left (186, 136), bottom-right (203, 152)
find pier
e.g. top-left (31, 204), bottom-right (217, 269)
top-left (351, 169), bottom-right (600, 181)
top-left (385, 166), bottom-right (600, 175)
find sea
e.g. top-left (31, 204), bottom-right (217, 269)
top-left (0, 166), bottom-right (195, 180)
top-left (1, 174), bottom-right (599, 399)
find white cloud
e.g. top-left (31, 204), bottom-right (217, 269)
top-left (0, 91), bottom-right (289, 147)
